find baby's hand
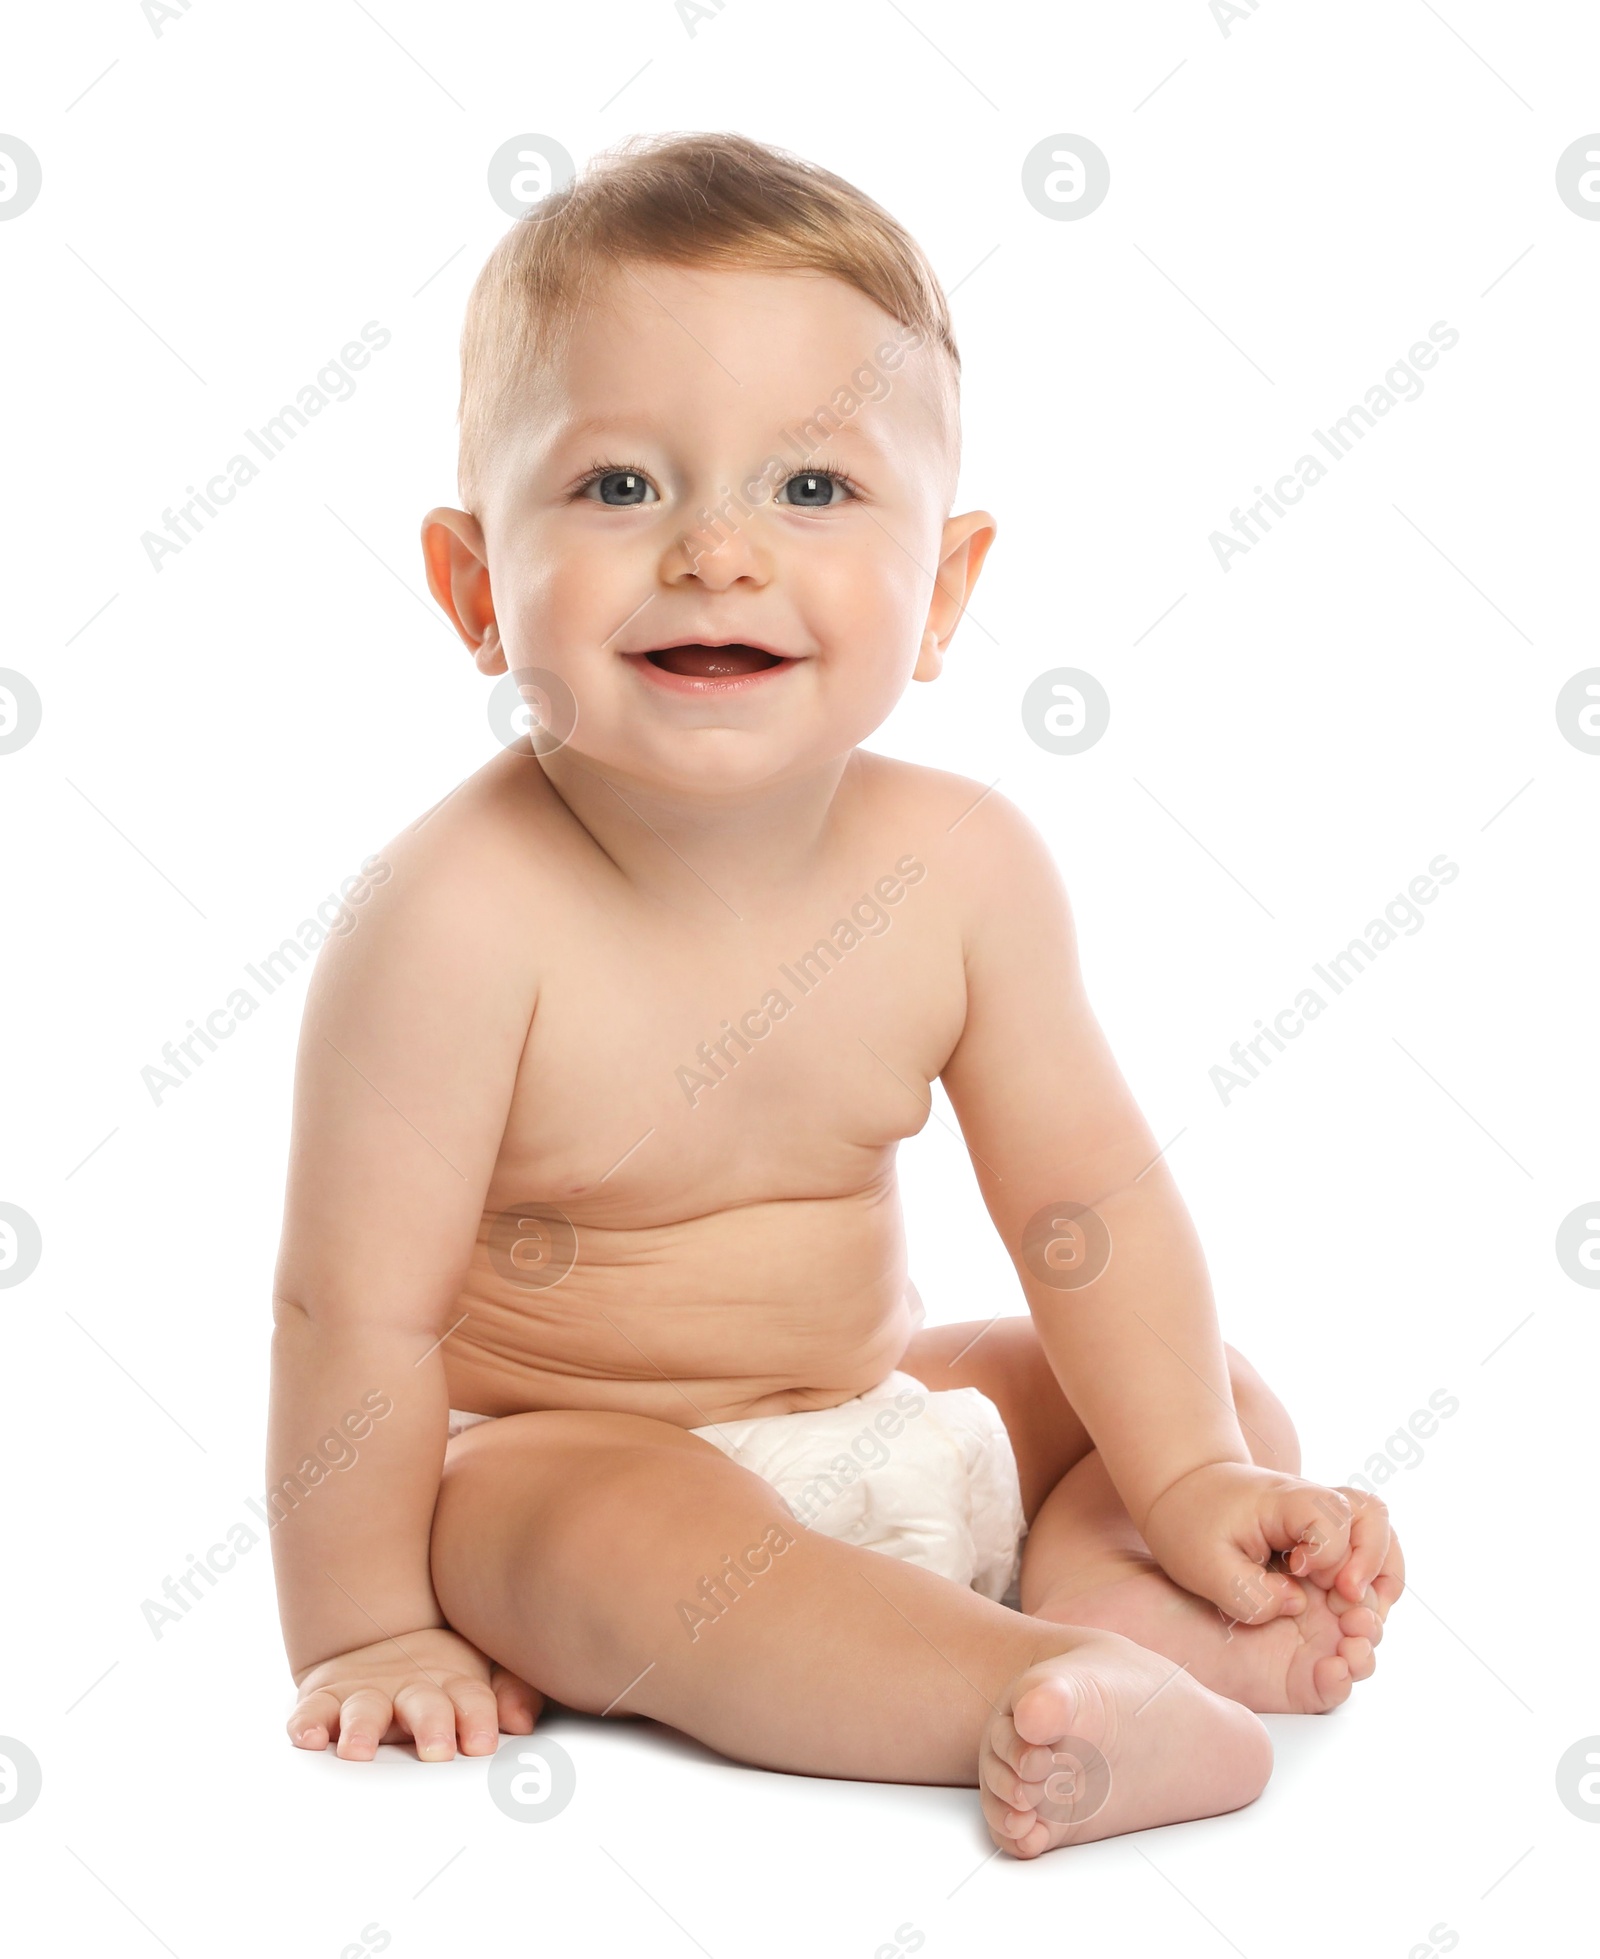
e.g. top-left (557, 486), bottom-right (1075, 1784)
top-left (288, 1626), bottom-right (542, 1761)
top-left (1140, 1462), bottom-right (1395, 1625)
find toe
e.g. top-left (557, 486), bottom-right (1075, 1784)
top-left (1336, 1602), bottom-right (1381, 1644)
top-left (986, 1711), bottom-right (1055, 1783)
top-left (1011, 1675), bottom-right (1076, 1749)
top-left (1310, 1653), bottom-right (1352, 1711)
top-left (1338, 1634), bottom-right (1375, 1681)
top-left (981, 1784), bottom-right (1040, 1849)
top-left (1009, 1818), bottom-right (1052, 1859)
top-left (981, 1750), bottom-right (1045, 1811)
top-left (990, 1806), bottom-right (1051, 1859)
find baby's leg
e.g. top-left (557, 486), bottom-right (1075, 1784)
top-left (429, 1408), bottom-right (1270, 1856)
top-left (906, 1321), bottom-right (1401, 1715)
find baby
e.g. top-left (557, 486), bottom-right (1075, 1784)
top-left (269, 131), bottom-right (1404, 1858)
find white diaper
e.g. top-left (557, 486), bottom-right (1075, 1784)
top-left (448, 1369), bottom-right (1027, 1604)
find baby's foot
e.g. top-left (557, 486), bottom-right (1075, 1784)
top-left (979, 1632), bottom-right (1272, 1859)
top-left (1034, 1553), bottom-right (1382, 1715)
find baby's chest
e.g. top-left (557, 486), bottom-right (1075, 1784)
top-left (495, 887), bottom-right (966, 1204)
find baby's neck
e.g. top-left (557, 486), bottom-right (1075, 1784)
top-left (535, 745), bottom-right (863, 914)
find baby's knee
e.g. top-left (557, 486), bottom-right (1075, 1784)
top-left (538, 1444), bottom-right (795, 1687)
top-left (1222, 1344), bottom-right (1301, 1474)
top-left (434, 1425), bottom-right (774, 1696)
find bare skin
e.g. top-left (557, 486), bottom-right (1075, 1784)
top-left (269, 259), bottom-right (1403, 1856)
top-left (425, 1397), bottom-right (1274, 1857)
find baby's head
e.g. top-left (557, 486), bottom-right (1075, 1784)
top-left (423, 132), bottom-right (994, 797)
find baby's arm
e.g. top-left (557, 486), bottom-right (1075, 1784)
top-left (939, 794), bottom-right (1391, 1622)
top-left (270, 819), bottom-right (538, 1758)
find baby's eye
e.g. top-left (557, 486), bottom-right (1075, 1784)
top-left (580, 470), bottom-right (658, 506)
top-left (777, 470), bottom-right (853, 508)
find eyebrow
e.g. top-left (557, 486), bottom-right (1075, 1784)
top-left (551, 412), bottom-right (888, 455)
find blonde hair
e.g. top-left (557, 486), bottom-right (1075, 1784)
top-left (456, 131), bottom-right (960, 513)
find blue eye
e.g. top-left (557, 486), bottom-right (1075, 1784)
top-left (581, 469), bottom-right (657, 506)
top-left (778, 471), bottom-right (850, 508)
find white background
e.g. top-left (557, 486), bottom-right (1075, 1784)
top-left (3, 1), bottom-right (1597, 1954)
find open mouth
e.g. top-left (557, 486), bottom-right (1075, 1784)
top-left (642, 643), bottom-right (788, 678)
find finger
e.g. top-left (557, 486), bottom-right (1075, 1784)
top-left (287, 1688), bottom-right (342, 1750)
top-left (392, 1682), bottom-right (460, 1762)
top-left (1272, 1485), bottom-right (1353, 1579)
top-left (491, 1665), bottom-right (542, 1735)
top-left (335, 1689), bottom-right (393, 1761)
top-left (445, 1678), bottom-right (502, 1756)
top-left (1331, 1491), bottom-right (1390, 1600)
top-left (1369, 1526), bottom-right (1406, 1620)
top-left (1209, 1553), bottom-right (1306, 1626)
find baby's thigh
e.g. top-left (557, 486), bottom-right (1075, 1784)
top-left (429, 1409), bottom-right (792, 1704)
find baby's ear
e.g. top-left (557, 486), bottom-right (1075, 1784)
top-left (917, 510), bottom-right (996, 681)
top-left (474, 621), bottom-right (507, 677)
top-left (420, 505), bottom-right (497, 661)
top-left (912, 626), bottom-right (944, 684)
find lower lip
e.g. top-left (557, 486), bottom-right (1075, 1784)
top-left (625, 654), bottom-right (798, 696)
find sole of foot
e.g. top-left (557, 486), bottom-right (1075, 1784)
top-left (979, 1632), bottom-right (1273, 1859)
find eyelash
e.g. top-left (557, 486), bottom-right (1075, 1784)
top-left (788, 455), bottom-right (864, 502)
top-left (570, 456), bottom-right (864, 503)
top-left (570, 458), bottom-right (654, 498)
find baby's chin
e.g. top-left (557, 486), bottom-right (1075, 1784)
top-left (552, 724), bottom-right (844, 800)
top-left (521, 648), bottom-right (909, 794)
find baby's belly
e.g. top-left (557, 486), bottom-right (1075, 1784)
top-left (441, 1182), bottom-right (916, 1427)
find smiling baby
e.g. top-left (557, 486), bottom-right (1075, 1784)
top-left (268, 131), bottom-right (1403, 1857)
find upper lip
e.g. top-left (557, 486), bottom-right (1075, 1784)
top-left (623, 634), bottom-right (798, 661)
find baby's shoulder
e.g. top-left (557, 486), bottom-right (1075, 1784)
top-left (849, 752), bottom-right (1069, 958)
top-left (330, 750), bottom-right (570, 984)
top-left (853, 750), bottom-right (1049, 872)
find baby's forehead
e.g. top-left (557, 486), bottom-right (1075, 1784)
top-left (527, 261), bottom-right (955, 465)
top-left (578, 259), bottom-right (894, 349)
